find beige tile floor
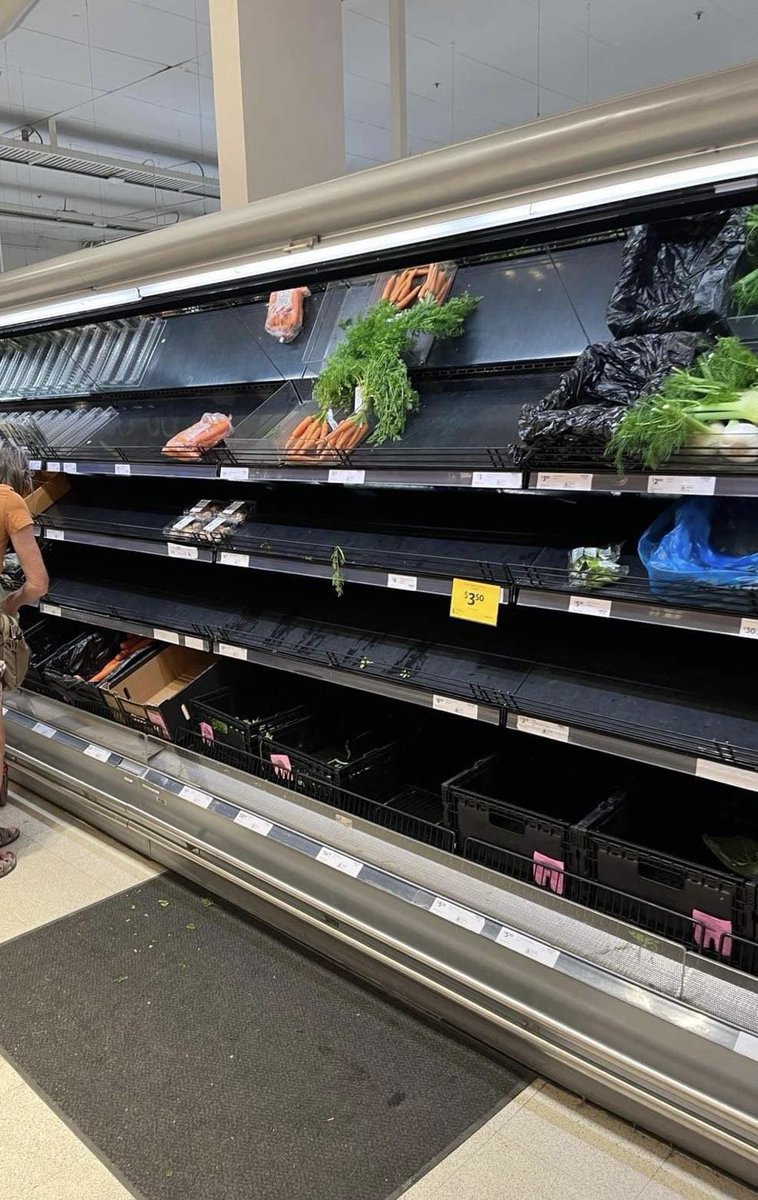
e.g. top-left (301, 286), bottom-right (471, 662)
top-left (400, 1081), bottom-right (756, 1200)
top-left (0, 789), bottom-right (160, 1198)
top-left (0, 792), bottom-right (754, 1200)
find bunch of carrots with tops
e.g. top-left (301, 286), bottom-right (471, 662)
top-left (285, 413), bottom-right (368, 461)
top-left (381, 262), bottom-right (454, 310)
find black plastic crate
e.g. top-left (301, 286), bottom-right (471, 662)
top-left (443, 744), bottom-right (624, 897)
top-left (264, 712), bottom-right (398, 802)
top-left (21, 614), bottom-right (86, 694)
top-left (185, 666), bottom-right (308, 756)
top-left (583, 773), bottom-right (757, 958)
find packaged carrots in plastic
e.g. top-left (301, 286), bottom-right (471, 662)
top-left (162, 412), bottom-right (232, 460)
top-left (265, 287), bottom-right (311, 343)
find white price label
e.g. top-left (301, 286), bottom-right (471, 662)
top-left (180, 785), bottom-right (213, 809)
top-left (167, 542), bottom-right (199, 560)
top-left (429, 897), bottom-right (485, 934)
top-left (172, 515), bottom-right (195, 532)
top-left (183, 636), bottom-right (206, 651)
top-left (114, 463), bottom-right (131, 476)
top-left (84, 744), bottom-right (110, 762)
top-left (739, 617), bottom-right (758, 639)
top-left (153, 628), bottom-right (181, 645)
top-left (46, 461), bottom-right (60, 473)
top-left (734, 1031), bottom-right (758, 1061)
top-left (536, 472), bottom-right (593, 491)
top-left (218, 643), bottom-right (247, 661)
top-left (515, 715), bottom-right (570, 742)
top-left (28, 459), bottom-right (41, 472)
top-left (219, 466), bottom-right (250, 482)
top-left (432, 695), bottom-right (480, 721)
top-left (63, 462), bottom-right (77, 475)
top-left (45, 529), bottom-right (65, 542)
top-left (234, 811), bottom-right (273, 836)
top-left (471, 471), bottom-right (521, 490)
top-left (219, 552), bottom-right (250, 569)
top-left (328, 469), bottom-right (366, 486)
top-left (41, 603), bottom-right (61, 617)
top-left (387, 573), bottom-right (417, 592)
top-left (647, 475), bottom-right (716, 496)
top-left (695, 758), bottom-right (758, 791)
top-left (316, 846), bottom-right (363, 877)
top-left (495, 927), bottom-right (560, 966)
top-left (568, 594), bottom-right (612, 618)
top-left (32, 722), bottom-right (56, 738)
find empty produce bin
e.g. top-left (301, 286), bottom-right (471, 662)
top-left (263, 711), bottom-right (398, 804)
top-left (582, 772), bottom-right (758, 959)
top-left (443, 743), bottom-right (624, 897)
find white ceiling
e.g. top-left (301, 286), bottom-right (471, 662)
top-left (0, 0), bottom-right (756, 269)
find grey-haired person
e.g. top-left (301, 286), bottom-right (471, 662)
top-left (0, 444), bottom-right (49, 877)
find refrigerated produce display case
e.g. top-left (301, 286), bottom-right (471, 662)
top-left (2, 73), bottom-right (758, 1188)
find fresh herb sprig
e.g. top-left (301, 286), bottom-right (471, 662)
top-left (314, 294), bottom-right (479, 444)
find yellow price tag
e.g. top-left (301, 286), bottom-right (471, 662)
top-left (449, 578), bottom-right (501, 626)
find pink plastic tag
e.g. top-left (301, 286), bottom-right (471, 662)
top-left (532, 851), bottom-right (565, 896)
top-left (199, 721), bottom-right (214, 744)
top-left (692, 910), bottom-right (732, 957)
top-left (270, 753), bottom-right (292, 781)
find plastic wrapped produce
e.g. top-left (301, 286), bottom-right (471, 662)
top-left (265, 287), bottom-right (310, 343)
top-left (517, 332), bottom-right (703, 460)
top-left (607, 209), bottom-right (747, 337)
top-left (162, 413), bottom-right (232, 460)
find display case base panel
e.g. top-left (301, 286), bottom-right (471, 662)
top-left (5, 692), bottom-right (758, 1188)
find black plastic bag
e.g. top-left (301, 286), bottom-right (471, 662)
top-left (606, 209), bottom-right (747, 337)
top-left (517, 332), bottom-right (703, 461)
top-left (45, 629), bottom-right (123, 681)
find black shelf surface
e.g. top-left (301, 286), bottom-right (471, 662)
top-left (38, 550), bottom-right (758, 776)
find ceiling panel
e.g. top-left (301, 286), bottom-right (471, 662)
top-left (63, 0), bottom-right (201, 61)
top-left (343, 8), bottom-right (389, 85)
top-left (122, 62), bottom-right (214, 116)
top-left (3, 28), bottom-right (163, 92)
top-left (406, 33), bottom-right (452, 102)
top-left (345, 116), bottom-right (390, 162)
top-left (344, 70), bottom-right (391, 128)
top-left (133, 0), bottom-right (209, 19)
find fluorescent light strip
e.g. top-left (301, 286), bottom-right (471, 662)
top-left (1, 150), bottom-right (757, 328)
top-left (0, 287), bottom-right (140, 330)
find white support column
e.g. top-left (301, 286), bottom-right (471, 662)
top-left (209, 0), bottom-right (345, 209)
top-left (389, 0), bottom-right (408, 160)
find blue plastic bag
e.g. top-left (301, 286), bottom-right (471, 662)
top-left (639, 499), bottom-right (758, 604)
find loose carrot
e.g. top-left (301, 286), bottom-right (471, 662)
top-left (395, 285), bottom-right (421, 311)
top-left (289, 414), bottom-right (315, 441)
top-left (381, 274), bottom-right (397, 301)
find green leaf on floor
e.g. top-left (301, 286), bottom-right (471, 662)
top-left (186, 923), bottom-right (196, 931)
top-left (201, 897), bottom-right (214, 908)
top-left (113, 974), bottom-right (129, 984)
top-left (157, 899), bottom-right (170, 907)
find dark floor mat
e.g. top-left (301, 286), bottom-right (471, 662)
top-left (0, 875), bottom-right (531, 1200)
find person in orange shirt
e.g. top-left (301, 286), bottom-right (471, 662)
top-left (0, 445), bottom-right (49, 877)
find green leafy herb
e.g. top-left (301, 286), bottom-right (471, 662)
top-left (314, 294), bottom-right (479, 443)
top-left (331, 545), bottom-right (346, 597)
top-left (609, 337), bottom-right (758, 468)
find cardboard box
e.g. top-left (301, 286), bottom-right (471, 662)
top-left (104, 645), bottom-right (219, 738)
top-left (26, 474), bottom-right (71, 516)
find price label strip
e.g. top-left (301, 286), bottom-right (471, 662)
top-left (449, 578), bottom-right (501, 626)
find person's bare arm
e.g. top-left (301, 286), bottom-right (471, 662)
top-left (3, 525), bottom-right (49, 617)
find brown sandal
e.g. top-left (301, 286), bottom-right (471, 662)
top-left (0, 827), bottom-right (18, 848)
top-left (0, 849), bottom-right (16, 877)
